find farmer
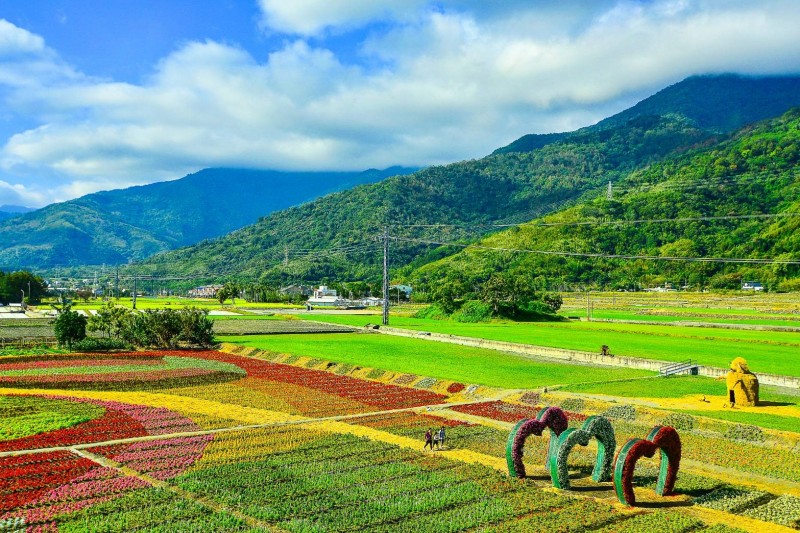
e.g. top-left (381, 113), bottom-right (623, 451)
top-left (437, 426), bottom-right (446, 450)
top-left (423, 428), bottom-right (433, 450)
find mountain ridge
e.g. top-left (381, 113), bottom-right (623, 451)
top-left (131, 74), bottom-right (800, 284)
top-left (0, 167), bottom-right (415, 270)
top-left (408, 108), bottom-right (800, 293)
top-left (493, 74), bottom-right (800, 155)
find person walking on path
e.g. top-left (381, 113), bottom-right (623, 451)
top-left (437, 427), bottom-right (446, 450)
top-left (423, 428), bottom-right (433, 450)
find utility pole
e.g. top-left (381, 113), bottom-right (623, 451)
top-left (586, 291), bottom-right (591, 322)
top-left (115, 266), bottom-right (119, 299)
top-left (132, 277), bottom-right (137, 310)
top-left (382, 228), bottom-right (389, 326)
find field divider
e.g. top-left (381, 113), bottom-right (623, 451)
top-left (0, 387), bottom-right (498, 458)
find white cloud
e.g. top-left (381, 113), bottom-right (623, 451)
top-left (0, 19), bottom-right (45, 54)
top-left (256, 0), bottom-right (427, 36)
top-left (0, 179), bottom-right (46, 207)
top-left (2, 2), bottom-right (800, 205)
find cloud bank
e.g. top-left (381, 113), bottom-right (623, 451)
top-left (1, 1), bottom-right (800, 206)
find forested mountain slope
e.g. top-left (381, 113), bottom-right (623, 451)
top-left (139, 114), bottom-right (711, 283)
top-left (136, 75), bottom-right (800, 285)
top-left (494, 74), bottom-right (800, 155)
top-left (408, 109), bottom-right (800, 293)
top-left (0, 167), bottom-right (411, 269)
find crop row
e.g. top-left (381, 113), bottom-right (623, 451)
top-left (46, 487), bottom-right (252, 532)
top-left (0, 396), bottom-right (201, 452)
top-left (450, 401), bottom-right (587, 424)
top-left (0, 395), bottom-right (104, 442)
top-left (198, 351), bottom-right (448, 409)
top-left (89, 434), bottom-right (214, 480)
top-left (173, 433), bottom-right (532, 531)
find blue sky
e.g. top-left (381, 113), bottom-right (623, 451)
top-left (1, 0), bottom-right (800, 207)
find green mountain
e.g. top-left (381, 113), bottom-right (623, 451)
top-left (0, 167), bottom-right (413, 269)
top-left (136, 74), bottom-right (800, 285)
top-left (0, 205), bottom-right (34, 222)
top-left (408, 109), bottom-right (800, 293)
top-left (493, 74), bottom-right (800, 155)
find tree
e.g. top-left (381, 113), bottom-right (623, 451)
top-left (542, 293), bottom-right (563, 313)
top-left (179, 308), bottom-right (215, 347)
top-left (216, 286), bottom-right (230, 306)
top-left (75, 288), bottom-right (94, 302)
top-left (53, 305), bottom-right (87, 349)
top-left (0, 270), bottom-right (47, 305)
top-left (478, 272), bottom-right (537, 316)
top-left (223, 282), bottom-right (241, 305)
top-left (87, 302), bottom-right (132, 338)
top-left (428, 278), bottom-right (466, 314)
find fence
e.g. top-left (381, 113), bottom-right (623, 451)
top-left (0, 337), bottom-right (59, 349)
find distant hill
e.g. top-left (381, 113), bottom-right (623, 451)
top-left (494, 74), bottom-right (800, 155)
top-left (137, 75), bottom-right (800, 283)
top-left (136, 75), bottom-right (800, 286)
top-left (0, 205), bottom-right (34, 222)
top-left (0, 167), bottom-right (414, 269)
top-left (408, 109), bottom-right (800, 292)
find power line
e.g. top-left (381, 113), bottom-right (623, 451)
top-left (392, 236), bottom-right (800, 265)
top-left (392, 212), bottom-right (800, 230)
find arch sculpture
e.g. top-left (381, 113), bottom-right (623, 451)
top-left (613, 425), bottom-right (681, 506)
top-left (505, 406), bottom-right (568, 478)
top-left (549, 415), bottom-right (616, 490)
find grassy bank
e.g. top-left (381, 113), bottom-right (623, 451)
top-left (220, 332), bottom-right (653, 389)
top-left (296, 314), bottom-right (800, 377)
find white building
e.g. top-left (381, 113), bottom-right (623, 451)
top-left (307, 286), bottom-right (346, 308)
top-left (741, 281), bottom-right (764, 291)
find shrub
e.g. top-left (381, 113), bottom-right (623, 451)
top-left (559, 397), bottom-right (585, 413)
top-left (603, 404), bottom-right (636, 421)
top-left (518, 300), bottom-right (562, 320)
top-left (695, 487), bottom-right (772, 513)
top-left (724, 424), bottom-right (765, 442)
top-left (118, 307), bottom-right (215, 349)
top-left (661, 412), bottom-right (695, 431)
top-left (366, 368), bottom-right (386, 379)
top-left (178, 307), bottom-right (215, 347)
top-left (452, 300), bottom-right (492, 323)
top-left (542, 293), bottom-right (563, 312)
top-left (71, 338), bottom-right (131, 352)
top-left (413, 304), bottom-right (450, 320)
top-left (742, 494), bottom-right (800, 527)
top-left (777, 278), bottom-right (800, 292)
top-left (334, 363), bottom-right (354, 375)
top-left (415, 377), bottom-right (437, 389)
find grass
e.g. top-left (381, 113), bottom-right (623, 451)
top-left (563, 375), bottom-right (800, 403)
top-left (297, 314), bottom-right (800, 377)
top-left (563, 375), bottom-right (800, 432)
top-left (219, 333), bottom-right (654, 389)
top-left (682, 409), bottom-right (800, 433)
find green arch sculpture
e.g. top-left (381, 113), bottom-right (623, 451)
top-left (549, 415), bottom-right (616, 490)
